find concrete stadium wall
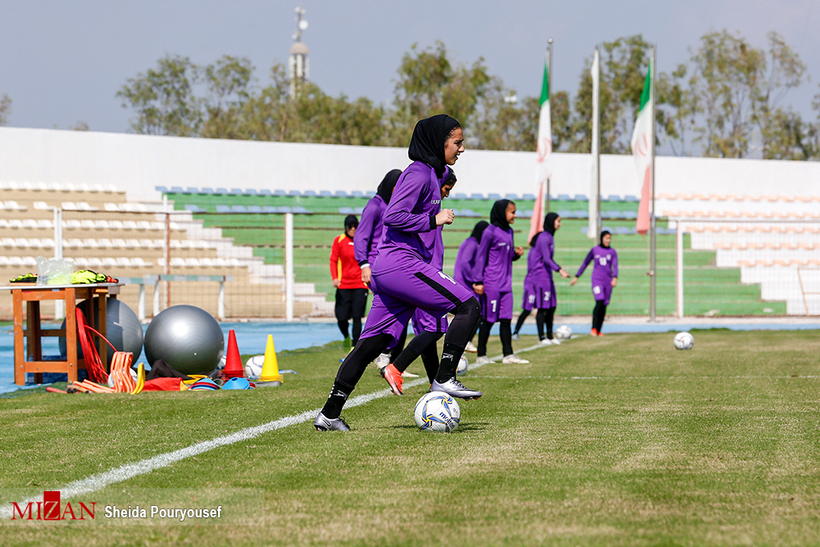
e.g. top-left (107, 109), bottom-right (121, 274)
top-left (1, 127), bottom-right (818, 203)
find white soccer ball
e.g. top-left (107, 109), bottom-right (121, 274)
top-left (414, 392), bottom-right (461, 433)
top-left (244, 355), bottom-right (265, 378)
top-left (456, 354), bottom-right (468, 375)
top-left (556, 325), bottom-right (572, 340)
top-left (673, 332), bottom-right (694, 350)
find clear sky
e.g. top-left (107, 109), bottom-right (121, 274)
top-left (1, 0), bottom-right (818, 137)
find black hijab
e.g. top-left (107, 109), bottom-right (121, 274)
top-left (344, 215), bottom-right (359, 231)
top-left (376, 169), bottom-right (402, 204)
top-left (408, 114), bottom-right (461, 177)
top-left (600, 230), bottom-right (611, 247)
top-left (544, 212), bottom-right (559, 236)
top-left (490, 199), bottom-right (513, 232)
top-left (470, 220), bottom-right (489, 243)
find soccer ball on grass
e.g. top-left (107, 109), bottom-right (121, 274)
top-left (673, 332), bottom-right (694, 350)
top-left (555, 325), bottom-right (572, 340)
top-left (414, 392), bottom-right (461, 433)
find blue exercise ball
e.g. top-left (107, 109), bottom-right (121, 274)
top-left (59, 298), bottom-right (144, 367)
top-left (143, 305), bottom-right (224, 375)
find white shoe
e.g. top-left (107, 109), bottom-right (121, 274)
top-left (464, 341), bottom-right (478, 353)
top-left (374, 353), bottom-right (390, 370)
top-left (512, 333), bottom-right (520, 341)
top-left (539, 338), bottom-right (552, 346)
top-left (474, 355), bottom-right (494, 365)
top-left (502, 354), bottom-right (530, 364)
top-left (550, 338), bottom-right (561, 345)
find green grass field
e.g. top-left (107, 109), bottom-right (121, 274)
top-left (1, 329), bottom-right (819, 546)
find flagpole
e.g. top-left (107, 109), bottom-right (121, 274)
top-left (546, 39), bottom-right (553, 215)
top-left (590, 47), bottom-right (600, 240)
top-left (649, 45), bottom-right (657, 321)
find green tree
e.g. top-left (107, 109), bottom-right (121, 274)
top-left (201, 55), bottom-right (254, 139)
top-left (685, 30), bottom-right (806, 158)
top-left (389, 41), bottom-right (491, 145)
top-left (117, 54), bottom-right (201, 136)
top-left (0, 94), bottom-right (11, 126)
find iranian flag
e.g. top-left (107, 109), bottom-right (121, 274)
top-left (529, 52), bottom-right (552, 245)
top-left (630, 61), bottom-right (653, 235)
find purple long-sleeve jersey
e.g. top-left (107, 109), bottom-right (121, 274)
top-left (374, 161), bottom-right (446, 270)
top-left (575, 245), bottom-right (619, 285)
top-left (526, 232), bottom-right (561, 283)
top-left (473, 224), bottom-right (515, 292)
top-left (453, 236), bottom-right (479, 287)
top-left (354, 194), bottom-right (387, 267)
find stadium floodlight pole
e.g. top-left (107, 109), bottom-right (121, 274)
top-left (649, 45), bottom-right (657, 321)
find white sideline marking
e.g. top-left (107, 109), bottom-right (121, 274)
top-left (0, 342), bottom-right (550, 516)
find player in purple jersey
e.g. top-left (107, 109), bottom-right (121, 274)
top-left (472, 199), bottom-right (529, 365)
top-left (570, 230), bottom-right (618, 336)
top-left (315, 115), bottom-right (483, 431)
top-left (513, 212), bottom-right (571, 344)
top-left (453, 220), bottom-right (489, 353)
top-left (354, 169), bottom-right (407, 368)
top-left (381, 171), bottom-right (457, 395)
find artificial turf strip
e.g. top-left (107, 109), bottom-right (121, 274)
top-left (1, 330), bottom-right (819, 546)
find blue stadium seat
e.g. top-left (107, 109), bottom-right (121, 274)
top-left (452, 193), bottom-right (469, 200)
top-left (334, 190), bottom-right (348, 198)
top-left (292, 206), bottom-right (311, 214)
top-left (247, 205), bottom-right (262, 213)
top-left (614, 227), bottom-right (632, 235)
top-left (200, 187), bottom-right (215, 194)
top-left (258, 189), bottom-right (273, 196)
top-left (155, 186), bottom-right (170, 194)
top-left (216, 205), bottom-right (231, 213)
top-left (185, 187), bottom-right (199, 194)
top-left (572, 210), bottom-right (588, 218)
top-left (622, 210), bottom-right (638, 219)
top-left (273, 189), bottom-right (287, 196)
top-left (488, 193), bottom-right (502, 200)
top-left (244, 188), bottom-right (258, 196)
top-left (556, 194), bottom-right (573, 202)
top-left (215, 188), bottom-right (229, 195)
top-left (319, 190), bottom-right (333, 197)
top-left (338, 207), bottom-right (354, 214)
top-left (231, 205), bottom-right (247, 213)
top-left (557, 209), bottom-right (573, 218)
top-left (351, 191), bottom-right (365, 198)
top-left (605, 194), bottom-right (621, 202)
top-left (470, 193), bottom-right (484, 200)
top-left (574, 194), bottom-right (588, 201)
top-left (353, 207), bottom-right (364, 215)
top-left (262, 206), bottom-right (278, 213)
top-left (623, 195), bottom-right (639, 202)
top-left (518, 209), bottom-right (533, 218)
top-left (276, 206), bottom-right (292, 213)
top-left (602, 210), bottom-right (621, 219)
top-left (288, 190), bottom-right (302, 197)
top-left (169, 186), bottom-right (185, 193)
top-left (184, 204), bottom-right (206, 213)
top-left (504, 193), bottom-right (519, 200)
top-left (522, 193), bottom-right (536, 201)
top-left (230, 188), bottom-right (244, 195)
top-left (303, 190), bottom-right (318, 197)
top-left (580, 226), bottom-right (589, 235)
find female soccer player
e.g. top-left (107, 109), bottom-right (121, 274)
top-left (315, 115), bottom-right (482, 431)
top-left (381, 170), bottom-right (458, 394)
top-left (454, 220), bottom-right (489, 353)
top-left (570, 230), bottom-right (618, 336)
top-left (472, 200), bottom-right (528, 365)
top-left (329, 215), bottom-right (368, 350)
top-left (354, 169), bottom-right (407, 368)
top-left (513, 212), bottom-right (571, 344)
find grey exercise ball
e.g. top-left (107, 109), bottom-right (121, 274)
top-left (60, 298), bottom-right (144, 367)
top-left (143, 305), bottom-right (224, 375)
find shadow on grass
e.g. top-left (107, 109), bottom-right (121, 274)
top-left (390, 422), bottom-right (489, 432)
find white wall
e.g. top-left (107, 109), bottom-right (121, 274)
top-left (1, 127), bottom-right (818, 202)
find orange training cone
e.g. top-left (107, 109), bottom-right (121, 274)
top-left (223, 329), bottom-right (244, 379)
top-left (258, 334), bottom-right (283, 386)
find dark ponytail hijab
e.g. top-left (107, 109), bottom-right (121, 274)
top-left (470, 220), bottom-right (489, 243)
top-left (600, 230), bottom-right (611, 248)
top-left (490, 199), bottom-right (513, 232)
top-left (408, 114), bottom-right (461, 177)
top-left (531, 212), bottom-right (560, 247)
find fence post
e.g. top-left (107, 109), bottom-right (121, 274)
top-left (285, 212), bottom-right (294, 322)
top-left (153, 276), bottom-right (161, 317)
top-left (164, 210), bottom-right (171, 309)
top-left (138, 283), bottom-right (146, 321)
top-left (53, 207), bottom-right (65, 320)
top-left (676, 220), bottom-right (684, 319)
top-left (218, 276), bottom-right (226, 321)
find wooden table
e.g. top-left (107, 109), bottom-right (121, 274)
top-left (0, 283), bottom-right (123, 385)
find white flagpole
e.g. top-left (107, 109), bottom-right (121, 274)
top-left (649, 45), bottom-right (657, 321)
top-left (546, 39), bottom-right (553, 214)
top-left (589, 47), bottom-right (600, 240)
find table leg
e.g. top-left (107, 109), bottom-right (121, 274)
top-left (98, 295), bottom-right (108, 371)
top-left (65, 287), bottom-right (78, 384)
top-left (27, 301), bottom-right (43, 384)
top-left (12, 290), bottom-right (24, 385)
